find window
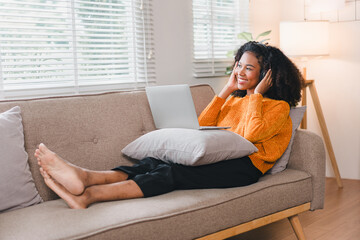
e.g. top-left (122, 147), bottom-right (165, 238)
top-left (192, 0), bottom-right (249, 78)
top-left (0, 0), bottom-right (155, 99)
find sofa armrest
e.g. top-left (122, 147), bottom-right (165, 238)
top-left (287, 129), bottom-right (326, 210)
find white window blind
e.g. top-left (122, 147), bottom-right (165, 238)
top-left (192, 0), bottom-right (249, 78)
top-left (0, 0), bottom-right (155, 99)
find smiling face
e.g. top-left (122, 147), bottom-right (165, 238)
top-left (235, 51), bottom-right (262, 95)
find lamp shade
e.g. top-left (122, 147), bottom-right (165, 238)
top-left (279, 21), bottom-right (329, 57)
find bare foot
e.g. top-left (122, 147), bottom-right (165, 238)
top-left (35, 143), bottom-right (85, 195)
top-left (39, 168), bottom-right (87, 209)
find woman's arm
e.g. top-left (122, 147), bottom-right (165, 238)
top-left (244, 94), bottom-right (290, 143)
top-left (198, 62), bottom-right (238, 126)
top-left (243, 69), bottom-right (286, 142)
top-left (198, 96), bottom-right (226, 126)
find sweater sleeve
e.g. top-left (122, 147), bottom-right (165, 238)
top-left (244, 93), bottom-right (290, 143)
top-left (198, 95), bottom-right (226, 126)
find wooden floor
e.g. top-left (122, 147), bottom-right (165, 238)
top-left (228, 178), bottom-right (360, 240)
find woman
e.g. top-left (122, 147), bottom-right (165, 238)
top-left (35, 41), bottom-right (304, 209)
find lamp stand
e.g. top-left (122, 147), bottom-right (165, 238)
top-left (300, 68), bottom-right (343, 188)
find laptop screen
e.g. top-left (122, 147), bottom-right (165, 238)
top-left (145, 84), bottom-right (200, 129)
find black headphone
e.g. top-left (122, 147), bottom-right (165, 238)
top-left (255, 43), bottom-right (270, 81)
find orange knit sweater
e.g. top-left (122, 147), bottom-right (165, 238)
top-left (198, 93), bottom-right (292, 174)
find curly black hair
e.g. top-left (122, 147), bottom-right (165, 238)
top-left (231, 41), bottom-right (304, 107)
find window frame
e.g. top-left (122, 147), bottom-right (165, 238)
top-left (192, 0), bottom-right (249, 78)
top-left (0, 0), bottom-right (155, 100)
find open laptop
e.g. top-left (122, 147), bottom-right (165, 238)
top-left (145, 84), bottom-right (230, 130)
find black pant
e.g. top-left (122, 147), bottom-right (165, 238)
top-left (113, 157), bottom-right (263, 197)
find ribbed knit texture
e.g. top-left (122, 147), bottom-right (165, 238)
top-left (198, 94), bottom-right (292, 174)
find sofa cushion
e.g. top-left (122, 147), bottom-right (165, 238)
top-left (0, 169), bottom-right (311, 240)
top-left (0, 106), bottom-right (42, 212)
top-left (121, 128), bottom-right (258, 166)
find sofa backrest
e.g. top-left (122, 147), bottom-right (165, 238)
top-left (0, 85), bottom-right (215, 201)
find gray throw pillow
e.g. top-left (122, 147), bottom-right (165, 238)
top-left (268, 106), bottom-right (307, 174)
top-left (122, 128), bottom-right (258, 166)
top-left (0, 106), bottom-right (42, 212)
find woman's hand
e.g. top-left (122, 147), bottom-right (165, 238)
top-left (218, 62), bottom-right (239, 99)
top-left (226, 61), bottom-right (239, 91)
top-left (254, 69), bottom-right (273, 95)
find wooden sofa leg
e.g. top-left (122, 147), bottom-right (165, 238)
top-left (288, 215), bottom-right (306, 240)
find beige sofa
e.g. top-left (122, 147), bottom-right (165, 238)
top-left (0, 84), bottom-right (325, 240)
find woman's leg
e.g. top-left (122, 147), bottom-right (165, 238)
top-left (35, 143), bottom-right (129, 195)
top-left (170, 156), bottom-right (263, 190)
top-left (39, 168), bottom-right (143, 209)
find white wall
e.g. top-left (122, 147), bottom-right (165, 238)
top-left (153, 0), bottom-right (360, 179)
top-left (304, 23), bottom-right (360, 180)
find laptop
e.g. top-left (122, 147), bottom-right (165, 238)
top-left (145, 84), bottom-right (230, 130)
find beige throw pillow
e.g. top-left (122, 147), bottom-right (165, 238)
top-left (268, 106), bottom-right (307, 174)
top-left (0, 106), bottom-right (42, 212)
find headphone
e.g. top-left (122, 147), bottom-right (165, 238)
top-left (259, 61), bottom-right (271, 81)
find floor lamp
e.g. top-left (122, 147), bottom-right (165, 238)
top-left (280, 21), bottom-right (343, 188)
